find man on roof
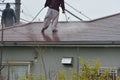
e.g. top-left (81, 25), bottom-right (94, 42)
top-left (1, 3), bottom-right (17, 27)
top-left (41, 0), bottom-right (65, 33)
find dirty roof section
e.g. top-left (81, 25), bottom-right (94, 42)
top-left (0, 13), bottom-right (120, 42)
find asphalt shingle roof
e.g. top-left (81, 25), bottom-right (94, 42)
top-left (0, 13), bottom-right (120, 42)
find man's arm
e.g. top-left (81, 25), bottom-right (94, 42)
top-left (60, 0), bottom-right (65, 13)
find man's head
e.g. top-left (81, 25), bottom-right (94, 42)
top-left (6, 3), bottom-right (10, 8)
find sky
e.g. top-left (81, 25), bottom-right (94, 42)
top-left (0, 0), bottom-right (120, 22)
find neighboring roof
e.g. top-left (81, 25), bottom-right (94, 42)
top-left (0, 22), bottom-right (26, 29)
top-left (0, 13), bottom-right (120, 45)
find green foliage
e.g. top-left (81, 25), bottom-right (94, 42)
top-left (20, 57), bottom-right (119, 80)
top-left (57, 70), bottom-right (68, 80)
top-left (20, 73), bottom-right (45, 80)
top-left (37, 74), bottom-right (45, 80)
top-left (20, 76), bottom-right (27, 80)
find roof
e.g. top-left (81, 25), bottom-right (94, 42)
top-left (0, 13), bottom-right (120, 46)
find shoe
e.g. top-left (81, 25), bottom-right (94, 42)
top-left (52, 29), bottom-right (58, 32)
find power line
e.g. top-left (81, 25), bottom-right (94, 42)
top-left (65, 2), bottom-right (91, 20)
top-left (31, 7), bottom-right (44, 22)
top-left (65, 9), bottom-right (83, 21)
top-left (20, 18), bottom-right (30, 22)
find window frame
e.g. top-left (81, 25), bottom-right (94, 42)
top-left (2, 61), bottom-right (32, 76)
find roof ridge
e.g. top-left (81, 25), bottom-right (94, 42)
top-left (0, 22), bottom-right (35, 31)
top-left (84, 12), bottom-right (120, 22)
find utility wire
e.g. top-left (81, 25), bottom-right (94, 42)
top-left (20, 18), bottom-right (30, 22)
top-left (65, 2), bottom-right (91, 20)
top-left (31, 7), bottom-right (44, 22)
top-left (65, 9), bottom-right (83, 21)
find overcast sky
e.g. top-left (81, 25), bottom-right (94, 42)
top-left (0, 0), bottom-right (120, 22)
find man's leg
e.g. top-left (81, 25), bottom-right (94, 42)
top-left (51, 9), bottom-right (59, 32)
top-left (42, 8), bottom-right (52, 32)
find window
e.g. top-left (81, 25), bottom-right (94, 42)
top-left (98, 67), bottom-right (118, 80)
top-left (1, 61), bottom-right (32, 80)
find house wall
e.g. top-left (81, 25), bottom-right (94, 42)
top-left (2, 46), bottom-right (120, 75)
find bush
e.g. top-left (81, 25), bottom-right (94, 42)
top-left (20, 57), bottom-right (120, 80)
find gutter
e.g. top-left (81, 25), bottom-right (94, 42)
top-left (1, 41), bottom-right (120, 47)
